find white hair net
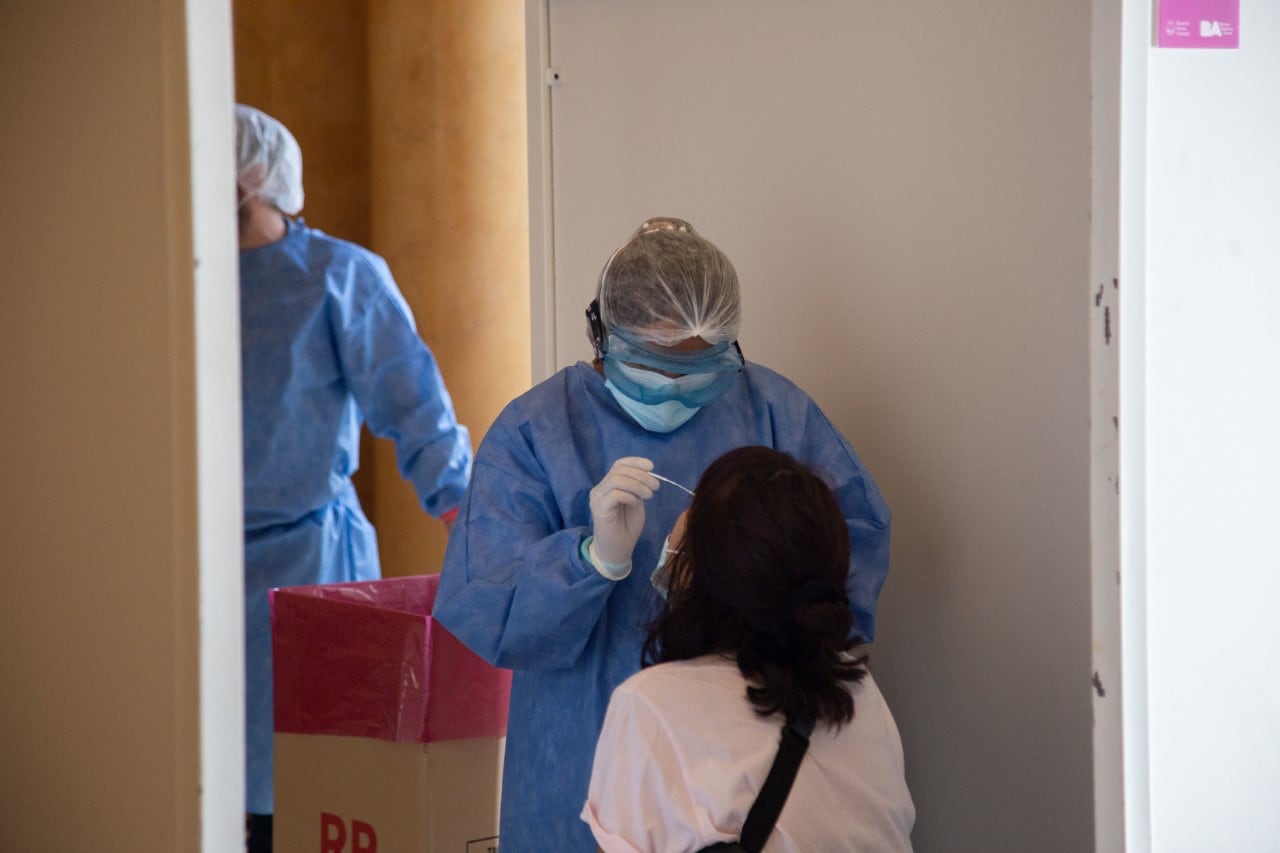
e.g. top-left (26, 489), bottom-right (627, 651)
top-left (235, 104), bottom-right (304, 215)
top-left (595, 217), bottom-right (742, 346)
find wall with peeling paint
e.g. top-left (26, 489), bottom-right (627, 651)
top-left (1091, 1), bottom-right (1126, 848)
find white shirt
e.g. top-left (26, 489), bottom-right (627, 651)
top-left (582, 655), bottom-right (915, 852)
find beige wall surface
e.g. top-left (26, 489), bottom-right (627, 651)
top-left (534, 2), bottom-right (1093, 849)
top-left (1, 1), bottom-right (242, 850)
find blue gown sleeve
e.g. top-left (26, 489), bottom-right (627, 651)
top-left (836, 463), bottom-right (891, 642)
top-left (328, 254), bottom-right (472, 517)
top-left (789, 397), bottom-right (892, 642)
top-left (433, 412), bottom-right (617, 670)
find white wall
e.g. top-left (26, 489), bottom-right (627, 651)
top-left (530, 2), bottom-right (1094, 849)
top-left (0, 2), bottom-right (242, 850)
top-left (1137, 2), bottom-right (1280, 850)
top-left (1091, 1), bottom-right (1127, 849)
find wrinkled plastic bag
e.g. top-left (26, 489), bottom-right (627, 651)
top-left (271, 574), bottom-right (511, 744)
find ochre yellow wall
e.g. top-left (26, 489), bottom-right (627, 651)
top-left (234, 2), bottom-right (371, 247)
top-left (367, 1), bottom-right (531, 576)
top-left (233, 1), bottom-right (530, 576)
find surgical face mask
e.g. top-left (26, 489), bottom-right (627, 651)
top-left (651, 536), bottom-right (679, 599)
top-left (606, 379), bottom-right (702, 433)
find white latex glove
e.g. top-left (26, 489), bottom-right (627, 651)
top-left (588, 456), bottom-right (659, 577)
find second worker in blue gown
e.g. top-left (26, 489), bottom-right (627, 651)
top-left (237, 104), bottom-right (472, 851)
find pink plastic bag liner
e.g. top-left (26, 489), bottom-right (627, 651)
top-left (271, 574), bottom-right (511, 743)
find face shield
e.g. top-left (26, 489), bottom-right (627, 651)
top-left (600, 327), bottom-right (745, 406)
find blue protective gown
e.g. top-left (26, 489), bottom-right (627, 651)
top-left (240, 219), bottom-right (472, 815)
top-left (433, 360), bottom-right (890, 852)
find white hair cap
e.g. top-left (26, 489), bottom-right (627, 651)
top-left (595, 217), bottom-right (742, 347)
top-left (235, 104), bottom-right (304, 215)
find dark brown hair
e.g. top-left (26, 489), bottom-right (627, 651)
top-left (642, 446), bottom-right (867, 726)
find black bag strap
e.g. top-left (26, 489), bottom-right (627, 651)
top-left (736, 716), bottom-right (815, 852)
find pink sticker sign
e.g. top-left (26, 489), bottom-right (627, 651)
top-left (1157, 0), bottom-right (1240, 48)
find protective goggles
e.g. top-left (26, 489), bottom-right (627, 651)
top-left (601, 329), bottom-right (745, 406)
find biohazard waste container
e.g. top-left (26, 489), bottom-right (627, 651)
top-left (272, 574), bottom-right (510, 853)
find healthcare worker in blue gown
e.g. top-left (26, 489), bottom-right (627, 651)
top-left (433, 217), bottom-right (891, 852)
top-left (236, 104), bottom-right (473, 853)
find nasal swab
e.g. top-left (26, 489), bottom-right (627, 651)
top-left (651, 472), bottom-right (695, 496)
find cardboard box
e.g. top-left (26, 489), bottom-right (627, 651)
top-left (272, 574), bottom-right (510, 852)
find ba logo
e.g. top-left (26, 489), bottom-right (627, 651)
top-left (1200, 20), bottom-right (1224, 37)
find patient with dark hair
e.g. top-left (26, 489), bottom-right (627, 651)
top-left (582, 446), bottom-right (915, 852)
